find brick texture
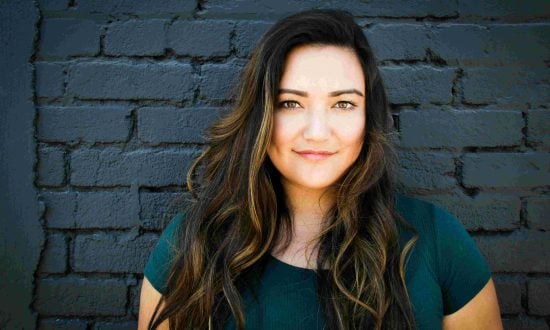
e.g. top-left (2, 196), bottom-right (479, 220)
top-left (528, 109), bottom-right (550, 146)
top-left (167, 20), bottom-right (233, 57)
top-left (67, 61), bottom-right (195, 100)
top-left (475, 230), bottom-right (550, 273)
top-left (38, 106), bottom-right (132, 143)
top-left (104, 20), bottom-right (167, 56)
top-left (38, 232), bottom-right (67, 274)
top-left (73, 232), bottom-right (158, 273)
top-left (25, 1), bottom-right (550, 327)
top-left (399, 109), bottom-right (523, 148)
top-left (35, 278), bottom-right (127, 316)
top-left (419, 193), bottom-right (520, 231)
top-left (526, 196), bottom-right (550, 230)
top-left (37, 145), bottom-right (66, 186)
top-left (463, 67), bottom-right (549, 106)
top-left (70, 147), bottom-right (197, 187)
top-left (380, 65), bottom-right (455, 105)
top-left (462, 152), bottom-right (550, 188)
top-left (138, 107), bottom-right (221, 144)
top-left (494, 277), bottom-right (523, 315)
top-left (528, 278), bottom-right (550, 316)
top-left (36, 62), bottom-right (65, 97)
top-left (39, 18), bottom-right (100, 58)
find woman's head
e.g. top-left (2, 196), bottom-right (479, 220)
top-left (156, 9), bottom-right (415, 330)
top-left (199, 9), bottom-right (394, 204)
top-left (267, 43), bottom-right (366, 195)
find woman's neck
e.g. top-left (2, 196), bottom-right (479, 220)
top-left (271, 180), bottom-right (335, 268)
top-left (284, 180), bottom-right (334, 231)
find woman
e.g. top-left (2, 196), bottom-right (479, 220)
top-left (139, 9), bottom-right (502, 329)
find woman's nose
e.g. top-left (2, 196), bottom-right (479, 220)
top-left (303, 108), bottom-right (331, 141)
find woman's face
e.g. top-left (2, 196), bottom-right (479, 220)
top-left (267, 44), bottom-right (366, 193)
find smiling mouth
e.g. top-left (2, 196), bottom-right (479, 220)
top-left (295, 150), bottom-right (336, 161)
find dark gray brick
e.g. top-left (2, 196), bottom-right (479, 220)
top-left (430, 24), bottom-right (492, 65)
top-left (474, 230), bottom-right (550, 272)
top-left (399, 109), bottom-right (523, 148)
top-left (528, 278), bottom-right (550, 316)
top-left (39, 318), bottom-right (88, 330)
top-left (419, 193), bottom-right (520, 231)
top-left (42, 192), bottom-right (77, 229)
top-left (140, 192), bottom-right (188, 230)
top-left (462, 152), bottom-right (550, 188)
top-left (37, 146), bottom-right (65, 187)
top-left (528, 110), bottom-right (550, 146)
top-left (93, 321), bottom-right (138, 330)
top-left (458, 0), bottom-right (550, 19)
top-left (526, 196), bottom-right (550, 230)
top-left (71, 147), bottom-right (197, 187)
top-left (489, 24), bottom-right (550, 66)
top-left (130, 279), bottom-right (143, 317)
top-left (494, 278), bottom-right (523, 314)
top-left (39, 19), bottom-right (100, 57)
top-left (67, 61), bottom-right (194, 100)
top-left (72, 0), bottom-right (195, 16)
top-left (203, 0), bottom-right (458, 19)
top-left (36, 62), bottom-right (65, 97)
top-left (38, 0), bottom-right (68, 11)
top-left (234, 21), bottom-right (272, 58)
top-left (365, 24), bottom-right (430, 61)
top-left (38, 106), bottom-right (132, 143)
top-left (200, 60), bottom-right (245, 101)
top-left (35, 278), bottom-right (127, 316)
top-left (38, 232), bottom-right (67, 274)
top-left (396, 151), bottom-right (457, 190)
top-left (502, 317), bottom-right (549, 330)
top-left (76, 192), bottom-right (140, 229)
top-left (42, 191), bottom-right (139, 229)
top-left (138, 107), bottom-right (221, 144)
top-left (202, 0), bottom-right (317, 19)
top-left (73, 232), bottom-right (158, 273)
top-left (167, 20), bottom-right (232, 57)
top-left (339, 0), bottom-right (458, 17)
top-left (105, 19), bottom-right (167, 56)
top-left (379, 66), bottom-right (455, 104)
top-left (463, 67), bottom-right (550, 106)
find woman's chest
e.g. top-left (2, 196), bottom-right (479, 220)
top-left (226, 254), bottom-right (444, 330)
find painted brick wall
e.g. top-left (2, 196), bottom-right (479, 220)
top-left (3, 0), bottom-right (549, 329)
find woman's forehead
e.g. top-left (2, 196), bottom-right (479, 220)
top-left (279, 44), bottom-right (365, 93)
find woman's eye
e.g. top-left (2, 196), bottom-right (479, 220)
top-left (279, 100), bottom-right (300, 109)
top-left (334, 101), bottom-right (356, 110)
top-left (277, 100), bottom-right (356, 110)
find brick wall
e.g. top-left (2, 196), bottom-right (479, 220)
top-left (2, 0), bottom-right (549, 329)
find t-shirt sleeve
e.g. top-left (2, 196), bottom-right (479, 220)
top-left (144, 213), bottom-right (185, 294)
top-left (432, 204), bottom-right (492, 315)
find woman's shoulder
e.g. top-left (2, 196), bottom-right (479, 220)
top-left (393, 193), bottom-right (468, 271)
top-left (394, 192), bottom-right (461, 236)
top-left (143, 211), bottom-right (187, 294)
top-left (394, 193), bottom-right (492, 314)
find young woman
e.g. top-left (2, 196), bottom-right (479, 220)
top-left (138, 9), bottom-right (502, 329)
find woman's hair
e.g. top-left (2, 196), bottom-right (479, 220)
top-left (149, 9), bottom-right (418, 330)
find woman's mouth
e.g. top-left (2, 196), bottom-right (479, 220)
top-left (294, 150), bottom-right (336, 161)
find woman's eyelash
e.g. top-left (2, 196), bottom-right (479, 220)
top-left (277, 100), bottom-right (357, 110)
top-left (335, 101), bottom-right (357, 109)
top-left (278, 100), bottom-right (301, 108)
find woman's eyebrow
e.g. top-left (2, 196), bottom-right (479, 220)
top-left (278, 88), bottom-right (364, 97)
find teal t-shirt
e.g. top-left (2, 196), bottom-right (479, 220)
top-left (144, 194), bottom-right (492, 329)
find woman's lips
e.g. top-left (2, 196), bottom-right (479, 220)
top-left (295, 150), bottom-right (336, 161)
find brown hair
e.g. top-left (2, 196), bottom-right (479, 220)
top-left (150, 9), bottom-right (418, 329)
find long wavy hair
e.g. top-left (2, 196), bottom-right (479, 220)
top-left (149, 9), bottom-right (418, 330)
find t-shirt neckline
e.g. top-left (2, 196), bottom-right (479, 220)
top-left (268, 254), bottom-right (318, 272)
